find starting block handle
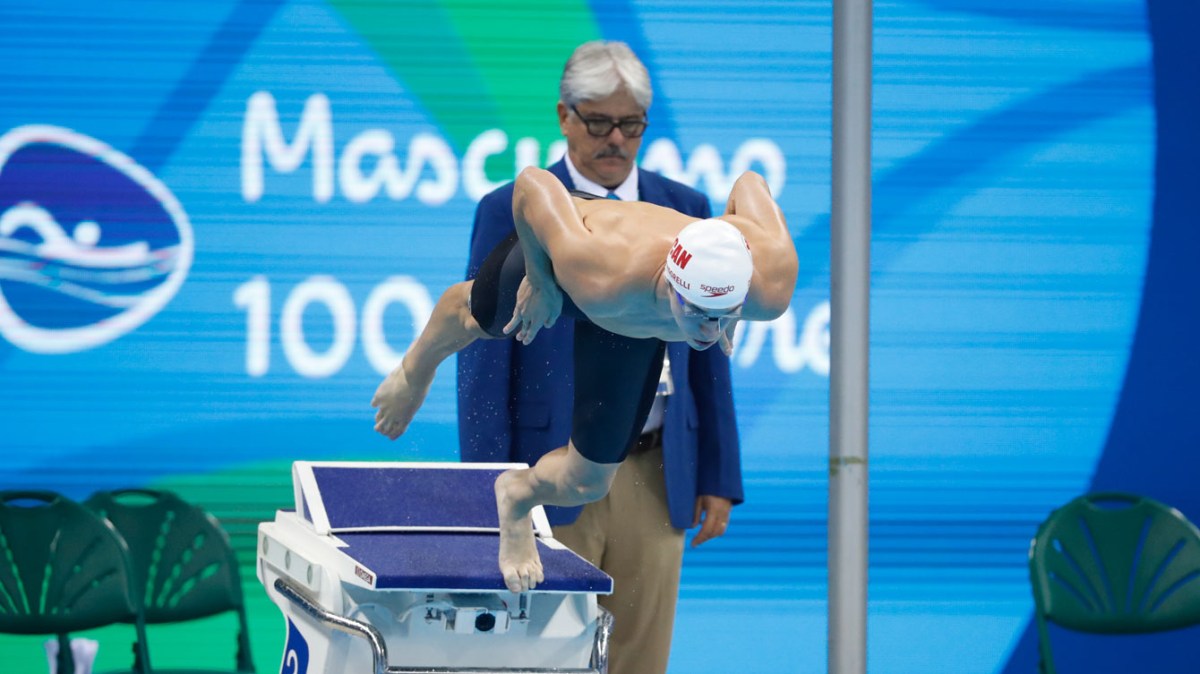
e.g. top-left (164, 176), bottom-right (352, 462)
top-left (275, 577), bottom-right (389, 673)
top-left (273, 578), bottom-right (612, 674)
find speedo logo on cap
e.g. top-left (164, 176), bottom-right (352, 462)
top-left (701, 284), bottom-right (735, 298)
top-left (669, 238), bottom-right (692, 269)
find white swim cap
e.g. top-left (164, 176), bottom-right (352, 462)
top-left (664, 218), bottom-right (753, 311)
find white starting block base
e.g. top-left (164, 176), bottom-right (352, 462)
top-left (257, 461), bottom-right (614, 674)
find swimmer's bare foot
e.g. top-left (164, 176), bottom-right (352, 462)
top-left (371, 361), bottom-right (433, 440)
top-left (495, 469), bottom-right (544, 593)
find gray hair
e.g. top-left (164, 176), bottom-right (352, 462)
top-left (559, 40), bottom-right (653, 111)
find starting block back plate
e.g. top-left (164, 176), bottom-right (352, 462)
top-left (295, 461), bottom-right (539, 534)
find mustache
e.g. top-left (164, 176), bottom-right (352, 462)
top-left (593, 146), bottom-right (628, 160)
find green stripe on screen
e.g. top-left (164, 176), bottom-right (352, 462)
top-left (328, 0), bottom-right (599, 176)
top-left (327, 0), bottom-right (497, 151)
top-left (442, 0), bottom-right (599, 135)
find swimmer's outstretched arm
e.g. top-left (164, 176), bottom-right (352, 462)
top-left (724, 171), bottom-right (786, 235)
top-left (506, 167), bottom-right (600, 343)
top-left (724, 171), bottom-right (798, 320)
top-left (512, 167), bottom-right (578, 296)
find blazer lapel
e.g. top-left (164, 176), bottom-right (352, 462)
top-left (548, 159), bottom-right (575, 191)
top-left (636, 167), bottom-right (666, 204)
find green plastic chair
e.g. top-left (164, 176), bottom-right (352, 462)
top-left (85, 489), bottom-right (254, 673)
top-left (1028, 492), bottom-right (1200, 674)
top-left (0, 490), bottom-right (151, 673)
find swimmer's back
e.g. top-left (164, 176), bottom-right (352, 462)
top-left (570, 196), bottom-right (793, 320)
top-left (564, 197), bottom-right (691, 307)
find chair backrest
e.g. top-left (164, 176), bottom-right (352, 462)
top-left (0, 490), bottom-right (152, 673)
top-left (1029, 492), bottom-right (1200, 672)
top-left (84, 489), bottom-right (244, 623)
top-left (0, 490), bottom-right (142, 634)
top-left (85, 488), bottom-right (254, 672)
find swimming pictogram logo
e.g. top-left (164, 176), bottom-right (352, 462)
top-left (0, 125), bottom-right (193, 353)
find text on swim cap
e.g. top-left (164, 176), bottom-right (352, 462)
top-left (666, 267), bottom-right (690, 290)
top-left (669, 239), bottom-right (693, 269)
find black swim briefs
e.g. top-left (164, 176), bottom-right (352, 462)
top-left (468, 216), bottom-right (665, 464)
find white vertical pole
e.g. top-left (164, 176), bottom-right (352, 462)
top-left (829, 0), bottom-right (872, 672)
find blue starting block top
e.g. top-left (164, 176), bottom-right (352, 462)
top-left (291, 461), bottom-right (612, 594)
top-left (337, 532), bottom-right (611, 593)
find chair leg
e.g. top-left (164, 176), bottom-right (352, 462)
top-left (1035, 617), bottom-right (1056, 674)
top-left (236, 630), bottom-right (254, 672)
top-left (55, 634), bottom-right (75, 674)
top-left (132, 639), bottom-right (144, 674)
top-left (236, 611), bottom-right (255, 672)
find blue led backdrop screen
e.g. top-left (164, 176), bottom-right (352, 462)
top-left (2, 1), bottom-right (1195, 672)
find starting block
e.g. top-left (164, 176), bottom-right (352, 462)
top-left (257, 461), bottom-right (613, 673)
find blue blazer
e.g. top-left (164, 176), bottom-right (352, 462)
top-left (456, 160), bottom-right (743, 528)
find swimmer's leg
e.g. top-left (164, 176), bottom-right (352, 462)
top-left (494, 325), bottom-right (662, 592)
top-left (372, 281), bottom-right (488, 439)
top-left (494, 442), bottom-right (619, 593)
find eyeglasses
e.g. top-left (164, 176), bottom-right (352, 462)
top-left (674, 291), bottom-right (742, 326)
top-left (571, 104), bottom-right (648, 138)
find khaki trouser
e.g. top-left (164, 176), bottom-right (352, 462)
top-left (552, 443), bottom-right (685, 674)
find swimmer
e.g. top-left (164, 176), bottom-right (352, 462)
top-left (372, 166), bottom-right (797, 592)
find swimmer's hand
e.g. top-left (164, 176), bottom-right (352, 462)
top-left (504, 276), bottom-right (562, 345)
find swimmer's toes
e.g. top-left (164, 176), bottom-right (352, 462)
top-left (503, 569), bottom-right (523, 594)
